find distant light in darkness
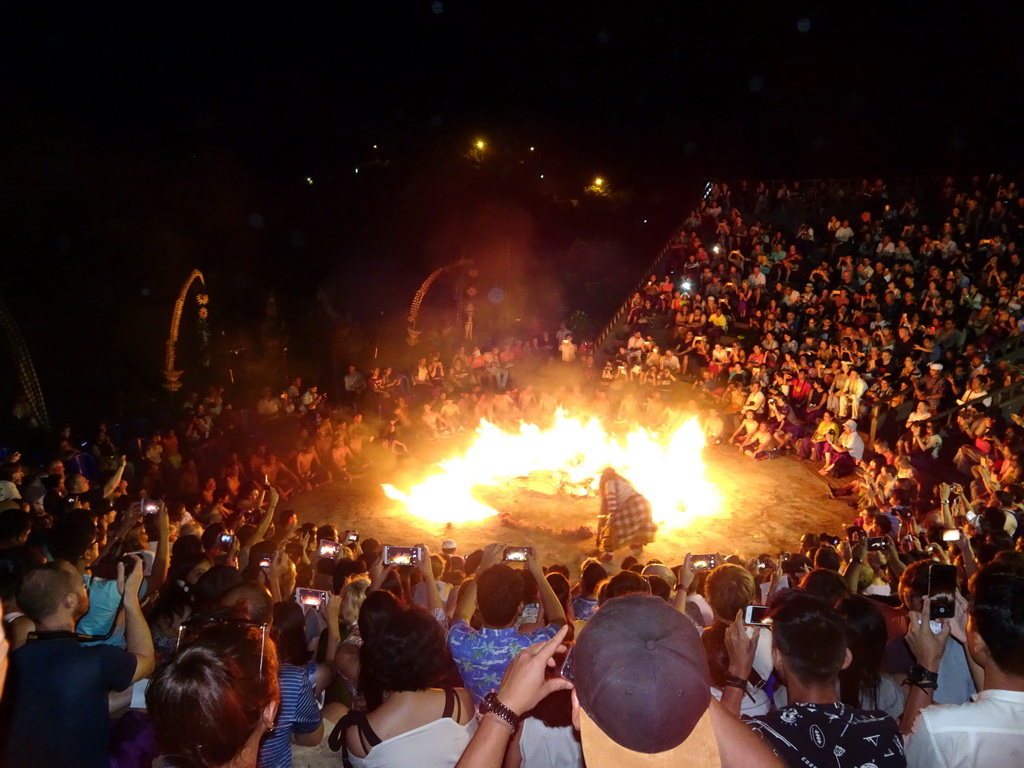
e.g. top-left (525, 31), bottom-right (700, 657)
top-left (797, 18), bottom-right (811, 32)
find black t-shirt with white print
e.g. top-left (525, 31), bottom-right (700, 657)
top-left (743, 702), bottom-right (905, 768)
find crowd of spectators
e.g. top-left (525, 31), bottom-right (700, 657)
top-left (1, 173), bottom-right (1024, 767)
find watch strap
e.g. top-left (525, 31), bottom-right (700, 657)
top-left (480, 691), bottom-right (522, 729)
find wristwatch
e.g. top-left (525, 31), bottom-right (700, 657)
top-left (906, 664), bottom-right (939, 691)
top-left (479, 691), bottom-right (523, 729)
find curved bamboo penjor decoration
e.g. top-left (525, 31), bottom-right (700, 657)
top-left (0, 298), bottom-right (49, 428)
top-left (406, 258), bottom-right (474, 345)
top-left (163, 269), bottom-right (205, 392)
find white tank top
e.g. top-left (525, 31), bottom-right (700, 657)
top-left (347, 716), bottom-right (476, 768)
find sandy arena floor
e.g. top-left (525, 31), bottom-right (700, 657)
top-left (288, 439), bottom-right (857, 570)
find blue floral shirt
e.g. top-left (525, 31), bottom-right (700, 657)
top-left (571, 596), bottom-right (598, 621)
top-left (447, 620), bottom-right (559, 704)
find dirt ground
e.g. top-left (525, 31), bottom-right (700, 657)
top-left (288, 439), bottom-right (857, 570)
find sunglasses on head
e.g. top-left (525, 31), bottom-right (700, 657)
top-left (176, 617), bottom-right (269, 679)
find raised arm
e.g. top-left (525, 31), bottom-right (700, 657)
top-left (455, 627), bottom-right (571, 768)
top-left (527, 551), bottom-right (566, 629)
top-left (147, 504), bottom-right (171, 595)
top-left (119, 555), bottom-right (156, 684)
top-left (416, 544), bottom-right (445, 616)
top-left (103, 456), bottom-right (128, 500)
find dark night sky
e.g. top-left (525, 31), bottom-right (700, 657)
top-left (2, 1), bottom-right (1022, 418)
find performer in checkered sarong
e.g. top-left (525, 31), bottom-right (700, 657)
top-left (597, 467), bottom-right (657, 556)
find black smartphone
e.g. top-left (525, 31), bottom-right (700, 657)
top-left (502, 546), bottom-right (534, 562)
top-left (219, 533), bottom-right (235, 548)
top-left (383, 545), bottom-right (421, 566)
top-left (866, 537), bottom-right (888, 551)
top-left (142, 498), bottom-right (160, 515)
top-left (821, 535), bottom-right (841, 547)
top-left (318, 539), bottom-right (342, 560)
top-left (555, 644), bottom-right (576, 682)
top-left (688, 554), bottom-right (719, 571)
top-left (259, 554), bottom-right (273, 570)
top-left (346, 531), bottom-right (359, 543)
top-left (928, 563), bottom-right (958, 620)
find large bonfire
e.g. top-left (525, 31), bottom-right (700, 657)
top-left (383, 411), bottom-right (722, 530)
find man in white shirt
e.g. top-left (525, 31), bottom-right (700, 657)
top-left (820, 419), bottom-right (864, 476)
top-left (835, 220), bottom-right (854, 243)
top-left (741, 382), bottom-right (766, 418)
top-left (626, 331), bottom-right (645, 364)
top-left (903, 568), bottom-right (1024, 768)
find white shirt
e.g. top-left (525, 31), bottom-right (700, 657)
top-left (518, 719), bottom-right (583, 768)
top-left (840, 429), bottom-right (865, 461)
top-left (905, 689), bottom-right (1024, 768)
top-left (743, 390), bottom-right (766, 414)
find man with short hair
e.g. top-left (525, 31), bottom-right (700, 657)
top-left (725, 593), bottom-right (905, 767)
top-left (903, 568), bottom-right (1024, 767)
top-left (448, 543), bottom-right (566, 704)
top-left (0, 558), bottom-right (154, 768)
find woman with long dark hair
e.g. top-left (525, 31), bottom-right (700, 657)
top-left (333, 604), bottom-right (473, 767)
top-left (835, 595), bottom-right (905, 720)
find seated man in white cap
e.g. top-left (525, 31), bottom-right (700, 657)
top-left (819, 419), bottom-right (865, 477)
top-left (456, 596), bottom-right (784, 768)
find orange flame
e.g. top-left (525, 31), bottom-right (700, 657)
top-left (382, 410), bottom-right (721, 528)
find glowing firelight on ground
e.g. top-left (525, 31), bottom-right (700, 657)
top-left (382, 411), bottom-right (721, 528)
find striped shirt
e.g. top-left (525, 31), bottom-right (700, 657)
top-left (258, 662), bottom-right (322, 768)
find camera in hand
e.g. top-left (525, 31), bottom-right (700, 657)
top-left (92, 554), bottom-right (138, 581)
top-left (821, 534), bottom-right (841, 547)
top-left (502, 546), bottom-right (534, 562)
top-left (318, 539), bottom-right (342, 560)
top-left (219, 532), bottom-right (235, 548)
top-left (296, 588), bottom-right (330, 609)
top-left (688, 553), bottom-right (719, 571)
top-left (383, 545), bottom-right (422, 566)
top-left (893, 505), bottom-right (914, 519)
top-left (928, 563), bottom-right (957, 620)
top-left (941, 529), bottom-right (961, 542)
top-left (345, 530), bottom-right (359, 543)
top-left (141, 498), bottom-right (160, 514)
top-left (259, 554), bottom-right (273, 570)
top-left (866, 537), bottom-right (888, 551)
top-left (744, 604), bottom-right (773, 627)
